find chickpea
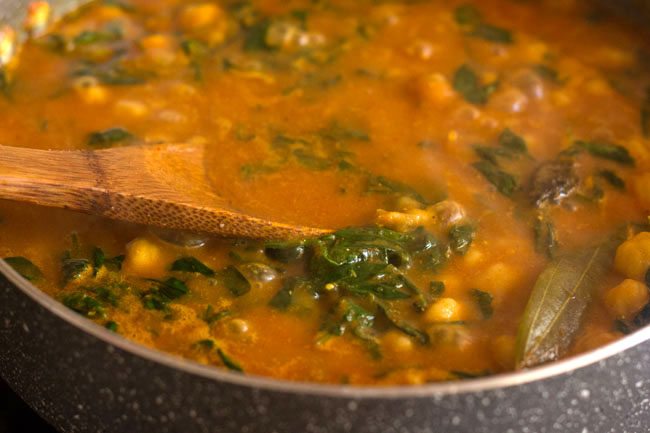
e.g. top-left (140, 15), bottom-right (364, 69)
top-left (179, 3), bottom-right (224, 31)
top-left (474, 262), bottom-right (521, 299)
top-left (114, 99), bottom-right (148, 118)
top-left (227, 318), bottom-right (250, 335)
top-left (375, 208), bottom-right (430, 232)
top-left (382, 330), bottom-right (414, 353)
top-left (615, 232), bottom-right (650, 280)
top-left (425, 298), bottom-right (462, 323)
top-left (413, 73), bottom-right (455, 105)
top-left (123, 238), bottom-right (164, 278)
top-left (72, 76), bottom-right (108, 104)
top-left (604, 279), bottom-right (650, 319)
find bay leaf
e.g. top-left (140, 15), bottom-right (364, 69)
top-left (515, 237), bottom-right (620, 368)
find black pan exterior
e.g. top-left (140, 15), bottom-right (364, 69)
top-left (2, 270), bottom-right (650, 433)
top-left (2, 1), bottom-right (650, 431)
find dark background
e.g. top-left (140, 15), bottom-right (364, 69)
top-left (0, 378), bottom-right (56, 433)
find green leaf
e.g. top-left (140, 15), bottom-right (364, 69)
top-left (533, 65), bottom-right (564, 84)
top-left (217, 348), bottom-right (244, 372)
top-left (499, 128), bottom-right (528, 154)
top-left (454, 5), bottom-right (512, 43)
top-left (378, 302), bottom-right (429, 345)
top-left (515, 238), bottom-right (620, 368)
top-left (575, 140), bottom-right (635, 166)
top-left (472, 160), bottom-right (517, 196)
top-left (62, 258), bottom-right (92, 285)
top-left (597, 169), bottom-right (625, 190)
top-left (473, 145), bottom-right (513, 165)
top-left (87, 127), bottom-right (134, 148)
top-left (449, 224), bottom-right (475, 255)
top-left (471, 289), bottom-right (493, 319)
top-left (222, 266), bottom-right (251, 297)
top-left (366, 175), bottom-right (428, 204)
top-left (244, 19), bottom-right (272, 51)
top-left (264, 241), bottom-right (306, 263)
top-left (453, 65), bottom-right (498, 105)
top-left (4, 257), bottom-right (43, 281)
top-left (105, 321), bottom-right (119, 332)
top-left (269, 278), bottom-right (300, 310)
top-left (454, 4), bottom-right (482, 26)
top-left (63, 292), bottom-right (106, 318)
top-left (203, 305), bottom-right (231, 324)
top-left (171, 256), bottom-right (215, 276)
top-left (471, 24), bottom-right (512, 44)
top-left (91, 247), bottom-right (123, 274)
top-left (0, 69), bottom-right (12, 100)
top-left (195, 339), bottom-right (215, 350)
top-left (73, 27), bottom-right (122, 45)
top-left (642, 88), bottom-right (650, 139)
top-left (141, 278), bottom-right (189, 311)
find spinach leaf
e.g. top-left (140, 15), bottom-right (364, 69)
top-left (4, 257), bottom-right (43, 281)
top-left (449, 225), bottom-right (475, 255)
top-left (269, 278), bottom-right (301, 310)
top-left (451, 370), bottom-right (492, 379)
top-left (244, 19), bottom-right (272, 51)
top-left (366, 175), bottom-right (428, 204)
top-left (0, 69), bottom-right (11, 100)
top-left (575, 140), bottom-right (635, 166)
top-left (533, 65), bottom-right (564, 84)
top-left (318, 122), bottom-right (370, 142)
top-left (378, 302), bottom-right (429, 345)
top-left (217, 348), bottom-right (244, 372)
top-left (181, 39), bottom-right (208, 81)
top-left (62, 258), bottom-right (91, 285)
top-left (222, 266), bottom-right (251, 297)
top-left (141, 278), bottom-right (189, 311)
top-left (499, 128), bottom-right (528, 154)
top-left (642, 88), bottom-right (650, 139)
top-left (87, 127), bottom-right (134, 148)
top-left (265, 242), bottom-right (306, 263)
top-left (453, 65), bottom-right (498, 105)
top-left (171, 256), bottom-right (215, 276)
top-left (454, 4), bottom-right (512, 44)
top-left (203, 305), bottom-right (231, 324)
top-left (73, 26), bottom-right (121, 45)
top-left (63, 292), bottom-right (106, 318)
top-left (413, 280), bottom-right (445, 313)
top-left (473, 145), bottom-right (514, 165)
top-left (471, 289), bottom-right (493, 319)
top-left (454, 4), bottom-right (482, 26)
top-left (515, 237), bottom-right (620, 368)
top-left (471, 24), bottom-right (513, 44)
top-left (91, 247), bottom-right (124, 275)
top-left (597, 169), bottom-right (625, 190)
top-left (472, 160), bottom-right (517, 196)
top-left (105, 321), bottom-right (119, 332)
top-left (320, 298), bottom-right (381, 359)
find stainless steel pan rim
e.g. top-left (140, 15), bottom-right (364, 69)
top-left (3, 259), bottom-right (649, 399)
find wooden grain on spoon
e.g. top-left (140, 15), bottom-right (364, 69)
top-left (0, 143), bottom-right (329, 239)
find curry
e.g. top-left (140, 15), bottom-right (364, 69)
top-left (1, 0), bottom-right (650, 385)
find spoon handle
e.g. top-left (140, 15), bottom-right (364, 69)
top-left (0, 145), bottom-right (104, 213)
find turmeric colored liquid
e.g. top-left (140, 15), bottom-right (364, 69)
top-left (0, 0), bottom-right (649, 384)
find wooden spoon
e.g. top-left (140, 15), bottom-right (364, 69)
top-left (0, 143), bottom-right (329, 239)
